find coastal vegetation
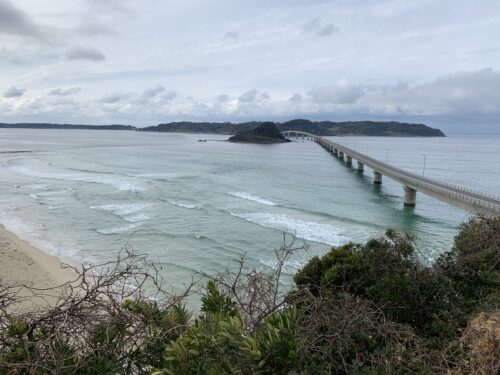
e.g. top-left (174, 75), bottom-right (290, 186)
top-left (0, 120), bottom-right (445, 137)
top-left (228, 122), bottom-right (290, 143)
top-left (0, 216), bottom-right (498, 374)
top-left (141, 119), bottom-right (445, 137)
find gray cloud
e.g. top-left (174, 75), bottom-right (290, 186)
top-left (260, 92), bottom-right (271, 100)
top-left (0, 0), bottom-right (42, 38)
top-left (0, 47), bottom-right (59, 66)
top-left (308, 80), bottom-right (363, 104)
top-left (86, 0), bottom-right (135, 15)
top-left (303, 19), bottom-right (339, 37)
top-left (141, 85), bottom-right (165, 99)
top-left (239, 89), bottom-right (259, 102)
top-left (49, 87), bottom-right (82, 96)
top-left (66, 46), bottom-right (105, 62)
top-left (98, 92), bottom-right (133, 104)
top-left (4, 86), bottom-right (25, 98)
top-left (365, 68), bottom-right (500, 116)
top-left (75, 21), bottom-right (116, 36)
top-left (161, 90), bottom-right (177, 101)
top-left (217, 94), bottom-right (230, 102)
top-left (224, 31), bottom-right (240, 41)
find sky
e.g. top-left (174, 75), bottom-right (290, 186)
top-left (0, 0), bottom-right (499, 132)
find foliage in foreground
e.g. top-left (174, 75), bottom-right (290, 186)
top-left (0, 216), bottom-right (499, 374)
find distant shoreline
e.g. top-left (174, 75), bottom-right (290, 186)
top-left (0, 119), bottom-right (446, 137)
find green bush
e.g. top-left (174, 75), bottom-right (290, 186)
top-left (1, 216), bottom-right (498, 374)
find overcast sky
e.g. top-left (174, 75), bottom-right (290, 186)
top-left (1, 0), bottom-right (499, 132)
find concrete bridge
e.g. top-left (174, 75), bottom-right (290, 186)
top-left (282, 131), bottom-right (500, 215)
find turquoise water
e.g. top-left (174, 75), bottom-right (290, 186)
top-left (0, 129), bottom-right (499, 288)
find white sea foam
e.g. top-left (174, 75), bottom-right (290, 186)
top-left (230, 212), bottom-right (344, 246)
top-left (10, 166), bottom-right (144, 192)
top-left (48, 205), bottom-right (65, 210)
top-left (91, 203), bottom-right (155, 219)
top-left (123, 213), bottom-right (151, 223)
top-left (96, 222), bottom-right (143, 234)
top-left (0, 213), bottom-right (79, 259)
top-left (24, 184), bottom-right (49, 190)
top-left (259, 258), bottom-right (309, 274)
top-left (31, 190), bottom-right (72, 199)
top-left (168, 201), bottom-right (200, 209)
top-left (229, 192), bottom-right (277, 206)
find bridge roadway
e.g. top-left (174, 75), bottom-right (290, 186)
top-left (282, 131), bottom-right (500, 215)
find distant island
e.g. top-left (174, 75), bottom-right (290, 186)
top-left (228, 122), bottom-right (290, 143)
top-left (140, 119), bottom-right (445, 137)
top-left (0, 123), bottom-right (135, 130)
top-left (0, 119), bottom-right (445, 137)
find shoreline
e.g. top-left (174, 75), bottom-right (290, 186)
top-left (0, 223), bottom-right (77, 311)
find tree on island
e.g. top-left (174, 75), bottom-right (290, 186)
top-left (228, 122), bottom-right (290, 143)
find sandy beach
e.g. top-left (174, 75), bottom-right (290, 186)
top-left (0, 224), bottom-right (77, 312)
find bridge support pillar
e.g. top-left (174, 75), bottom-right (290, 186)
top-left (333, 149), bottom-right (338, 156)
top-left (357, 161), bottom-right (364, 172)
top-left (345, 155), bottom-right (352, 164)
top-left (338, 151), bottom-right (344, 160)
top-left (373, 171), bottom-right (382, 184)
top-left (404, 186), bottom-right (417, 207)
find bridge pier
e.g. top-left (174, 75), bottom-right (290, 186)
top-left (281, 130), bottom-right (500, 215)
top-left (404, 186), bottom-right (417, 207)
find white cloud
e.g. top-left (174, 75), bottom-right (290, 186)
top-left (1, 0), bottom-right (500, 131)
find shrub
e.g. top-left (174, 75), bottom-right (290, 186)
top-left (1, 217), bottom-right (499, 374)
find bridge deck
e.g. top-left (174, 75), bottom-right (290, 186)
top-left (283, 131), bottom-right (500, 215)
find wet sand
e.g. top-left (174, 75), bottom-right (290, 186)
top-left (0, 223), bottom-right (77, 312)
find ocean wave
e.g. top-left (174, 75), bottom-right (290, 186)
top-left (127, 172), bottom-right (197, 181)
top-left (229, 192), bottom-right (277, 206)
top-left (259, 258), bottom-right (309, 274)
top-left (123, 213), bottom-right (151, 223)
top-left (48, 205), bottom-right (65, 210)
top-left (90, 203), bottom-right (155, 221)
top-left (96, 222), bottom-right (143, 234)
top-left (230, 212), bottom-right (344, 246)
top-left (24, 184), bottom-right (49, 190)
top-left (10, 166), bottom-right (144, 192)
top-left (0, 214), bottom-right (79, 259)
top-left (29, 189), bottom-right (74, 200)
top-left (168, 201), bottom-right (201, 209)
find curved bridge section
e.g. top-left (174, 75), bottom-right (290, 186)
top-left (283, 131), bottom-right (500, 215)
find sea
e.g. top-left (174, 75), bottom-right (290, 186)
top-left (0, 129), bottom-right (499, 290)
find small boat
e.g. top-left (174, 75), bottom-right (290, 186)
top-left (198, 139), bottom-right (207, 142)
